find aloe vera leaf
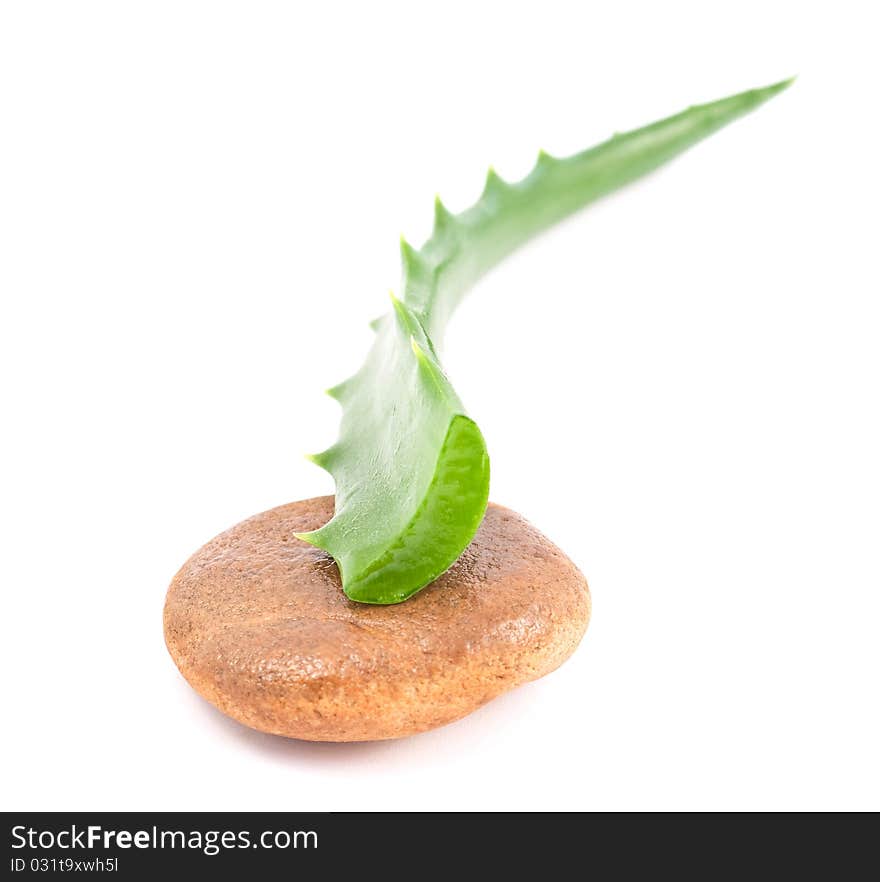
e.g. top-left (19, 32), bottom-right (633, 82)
top-left (296, 79), bottom-right (791, 604)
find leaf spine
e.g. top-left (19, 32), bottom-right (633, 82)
top-left (400, 235), bottom-right (430, 280)
top-left (482, 165), bottom-right (509, 198)
top-left (305, 450), bottom-right (334, 470)
top-left (433, 194), bottom-right (455, 235)
top-left (536, 148), bottom-right (556, 168)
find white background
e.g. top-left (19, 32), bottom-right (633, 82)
top-left (2, 1), bottom-right (878, 812)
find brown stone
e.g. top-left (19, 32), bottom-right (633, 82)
top-left (164, 496), bottom-right (590, 741)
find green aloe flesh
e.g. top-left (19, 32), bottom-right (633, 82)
top-left (296, 79), bottom-right (791, 604)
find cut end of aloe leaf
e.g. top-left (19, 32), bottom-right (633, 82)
top-left (341, 414), bottom-right (490, 604)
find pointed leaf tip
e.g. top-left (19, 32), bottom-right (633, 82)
top-left (743, 76), bottom-right (795, 105)
top-left (694, 77), bottom-right (795, 118)
top-left (766, 75), bottom-right (796, 93)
